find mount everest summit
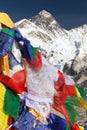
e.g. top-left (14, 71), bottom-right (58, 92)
top-left (15, 10), bottom-right (87, 89)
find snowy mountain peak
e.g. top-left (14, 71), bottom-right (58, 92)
top-left (38, 10), bottom-right (52, 18)
top-left (38, 10), bottom-right (60, 26)
top-left (29, 10), bottom-right (67, 38)
top-left (30, 10), bottom-right (56, 24)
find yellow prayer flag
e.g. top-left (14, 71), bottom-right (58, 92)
top-left (0, 83), bottom-right (9, 130)
top-left (0, 12), bottom-right (14, 28)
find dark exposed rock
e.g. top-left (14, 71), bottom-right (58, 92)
top-left (30, 10), bottom-right (67, 38)
top-left (63, 63), bottom-right (77, 76)
top-left (63, 55), bottom-right (87, 90)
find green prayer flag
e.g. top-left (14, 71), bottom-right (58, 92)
top-left (1, 27), bottom-right (16, 38)
top-left (4, 88), bottom-right (20, 119)
top-left (77, 86), bottom-right (86, 100)
top-left (66, 125), bottom-right (70, 130)
top-left (69, 96), bottom-right (80, 106)
top-left (31, 45), bottom-right (38, 59)
top-left (64, 97), bottom-right (79, 125)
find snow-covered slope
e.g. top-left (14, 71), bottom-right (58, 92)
top-left (15, 10), bottom-right (87, 88)
top-left (15, 19), bottom-right (53, 46)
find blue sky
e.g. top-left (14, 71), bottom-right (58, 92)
top-left (0, 0), bottom-right (87, 29)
